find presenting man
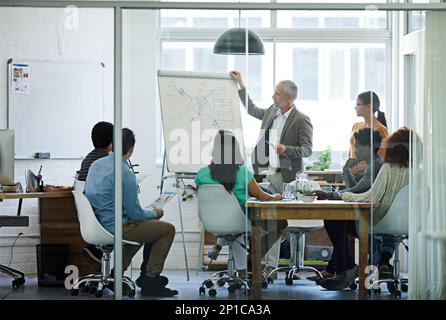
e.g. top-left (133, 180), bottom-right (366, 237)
top-left (229, 70), bottom-right (313, 193)
top-left (230, 71), bottom-right (313, 276)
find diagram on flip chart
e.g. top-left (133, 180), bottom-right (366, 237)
top-left (158, 70), bottom-right (244, 173)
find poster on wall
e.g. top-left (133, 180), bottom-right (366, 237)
top-left (11, 63), bottom-right (30, 95)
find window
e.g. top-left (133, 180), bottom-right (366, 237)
top-left (193, 48), bottom-right (228, 72)
top-left (407, 0), bottom-right (428, 33)
top-left (350, 48), bottom-right (359, 100)
top-left (365, 47), bottom-right (386, 95)
top-left (277, 10), bottom-right (387, 29)
top-left (160, 10), bottom-right (270, 28)
top-left (161, 49), bottom-right (186, 70)
top-left (276, 43), bottom-right (387, 154)
top-left (293, 48), bottom-right (318, 101)
top-left (293, 17), bottom-right (319, 28)
top-left (159, 8), bottom-right (389, 169)
top-left (234, 55), bottom-right (263, 100)
top-left (328, 48), bottom-right (345, 100)
top-left (408, 11), bottom-right (426, 32)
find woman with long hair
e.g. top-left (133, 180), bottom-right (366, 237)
top-left (348, 91), bottom-right (389, 175)
top-left (195, 130), bottom-right (284, 276)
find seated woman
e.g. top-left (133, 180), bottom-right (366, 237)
top-left (195, 130), bottom-right (285, 277)
top-left (317, 127), bottom-right (410, 290)
top-left (310, 128), bottom-right (394, 281)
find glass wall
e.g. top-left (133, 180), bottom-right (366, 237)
top-left (1, 1), bottom-right (445, 303)
top-left (158, 9), bottom-right (389, 168)
top-left (154, 6), bottom-right (391, 301)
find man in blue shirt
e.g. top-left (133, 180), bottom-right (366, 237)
top-left (85, 128), bottom-right (178, 297)
top-left (77, 122), bottom-right (155, 288)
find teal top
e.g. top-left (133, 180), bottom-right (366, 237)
top-left (195, 165), bottom-right (254, 209)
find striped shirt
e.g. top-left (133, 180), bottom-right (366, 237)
top-left (77, 148), bottom-right (109, 181)
top-left (341, 163), bottom-right (409, 225)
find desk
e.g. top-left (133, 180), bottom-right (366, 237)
top-left (246, 200), bottom-right (372, 300)
top-left (0, 192), bottom-right (91, 275)
top-left (307, 170), bottom-right (344, 183)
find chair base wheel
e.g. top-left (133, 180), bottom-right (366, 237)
top-left (386, 282), bottom-right (396, 295)
top-left (349, 282), bottom-right (358, 290)
top-left (228, 284), bottom-right (237, 293)
top-left (71, 288), bottom-right (79, 296)
top-left (12, 277), bottom-right (25, 289)
top-left (89, 285), bottom-right (98, 294)
top-left (208, 289), bottom-right (217, 297)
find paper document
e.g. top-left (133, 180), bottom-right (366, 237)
top-left (136, 173), bottom-right (147, 184)
top-left (146, 192), bottom-right (176, 210)
top-left (265, 140), bottom-right (275, 147)
top-left (12, 63), bottom-right (30, 95)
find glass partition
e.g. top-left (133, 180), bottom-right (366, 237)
top-left (0, 1), bottom-right (445, 303)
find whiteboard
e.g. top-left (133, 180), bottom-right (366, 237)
top-left (7, 60), bottom-right (105, 159)
top-left (158, 70), bottom-right (244, 173)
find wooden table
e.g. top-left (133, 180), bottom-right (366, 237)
top-left (0, 191), bottom-right (91, 275)
top-left (246, 199), bottom-right (373, 300)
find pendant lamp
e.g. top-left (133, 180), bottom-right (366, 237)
top-left (213, 9), bottom-right (264, 56)
top-left (213, 28), bottom-right (265, 55)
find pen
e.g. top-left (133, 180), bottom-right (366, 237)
top-left (265, 140), bottom-right (275, 146)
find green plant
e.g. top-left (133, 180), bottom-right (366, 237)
top-left (174, 179), bottom-right (197, 201)
top-left (295, 184), bottom-right (316, 196)
top-left (301, 188), bottom-right (316, 196)
top-left (305, 145), bottom-right (331, 171)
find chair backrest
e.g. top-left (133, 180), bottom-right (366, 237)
top-left (72, 191), bottom-right (114, 245)
top-left (373, 185), bottom-right (409, 236)
top-left (197, 184), bottom-right (250, 236)
top-left (73, 180), bottom-right (86, 192)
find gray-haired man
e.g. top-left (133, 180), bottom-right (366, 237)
top-left (229, 71), bottom-right (313, 193)
top-left (229, 71), bottom-right (313, 276)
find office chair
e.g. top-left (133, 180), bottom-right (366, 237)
top-left (197, 184), bottom-right (253, 296)
top-left (73, 180), bottom-right (85, 192)
top-left (71, 191), bottom-right (139, 298)
top-left (0, 215), bottom-right (29, 289)
top-left (266, 220), bottom-right (324, 285)
top-left (370, 185), bottom-right (409, 298)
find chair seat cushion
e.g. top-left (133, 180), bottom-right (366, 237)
top-left (287, 219), bottom-right (324, 230)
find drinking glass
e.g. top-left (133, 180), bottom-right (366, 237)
top-left (282, 183), bottom-right (295, 199)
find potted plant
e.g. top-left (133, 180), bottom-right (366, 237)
top-left (305, 145), bottom-right (331, 171)
top-left (296, 185), bottom-right (317, 202)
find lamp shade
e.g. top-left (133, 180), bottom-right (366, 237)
top-left (213, 28), bottom-right (265, 55)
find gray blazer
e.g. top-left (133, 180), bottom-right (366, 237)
top-left (239, 88), bottom-right (313, 182)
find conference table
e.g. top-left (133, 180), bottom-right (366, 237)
top-left (246, 199), bottom-right (373, 300)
